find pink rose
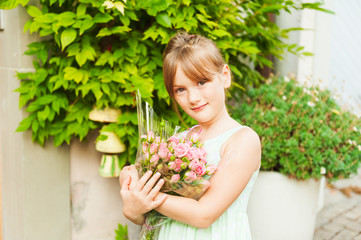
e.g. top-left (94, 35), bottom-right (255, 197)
top-left (168, 136), bottom-right (179, 144)
top-left (206, 165), bottom-right (217, 175)
top-left (150, 154), bottom-right (160, 164)
top-left (186, 141), bottom-right (193, 147)
top-left (144, 152), bottom-right (150, 160)
top-left (186, 148), bottom-right (198, 160)
top-left (185, 171), bottom-right (197, 183)
top-left (164, 152), bottom-right (172, 162)
top-left (189, 159), bottom-right (200, 171)
top-left (154, 136), bottom-right (161, 144)
top-left (175, 158), bottom-right (183, 166)
top-left (180, 162), bottom-right (188, 169)
top-left (147, 131), bottom-right (155, 142)
top-left (160, 142), bottom-right (168, 149)
top-left (142, 142), bottom-right (149, 154)
top-left (158, 147), bottom-right (169, 159)
top-left (174, 158), bottom-right (183, 172)
top-left (195, 163), bottom-right (206, 176)
top-left (171, 174), bottom-right (180, 182)
top-left (174, 143), bottom-right (190, 158)
top-left (190, 132), bottom-right (200, 143)
top-left (198, 147), bottom-right (207, 160)
top-left (168, 161), bottom-right (176, 170)
top-left (150, 143), bottom-right (159, 155)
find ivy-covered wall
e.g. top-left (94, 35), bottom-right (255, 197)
top-left (7, 0), bottom-right (330, 167)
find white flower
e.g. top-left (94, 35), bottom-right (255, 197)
top-left (271, 107), bottom-right (277, 111)
top-left (307, 101), bottom-right (315, 107)
top-left (347, 139), bottom-right (353, 145)
top-left (315, 97), bottom-right (319, 102)
top-left (320, 167), bottom-right (326, 175)
top-left (284, 76), bottom-right (290, 82)
top-left (282, 95), bottom-right (287, 100)
top-left (353, 127), bottom-right (358, 132)
top-left (352, 140), bottom-right (357, 146)
top-left (358, 145), bottom-right (361, 151)
top-left (303, 88), bottom-right (311, 95)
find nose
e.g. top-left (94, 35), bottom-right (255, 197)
top-left (188, 88), bottom-right (201, 104)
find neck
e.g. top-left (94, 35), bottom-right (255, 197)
top-left (198, 108), bottom-right (238, 140)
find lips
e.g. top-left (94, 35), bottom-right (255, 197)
top-left (191, 103), bottom-right (208, 111)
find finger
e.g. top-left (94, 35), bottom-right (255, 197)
top-left (121, 175), bottom-right (131, 191)
top-left (134, 171), bottom-right (153, 191)
top-left (142, 172), bottom-right (161, 195)
top-left (129, 173), bottom-right (139, 190)
top-left (152, 193), bottom-right (167, 209)
top-left (148, 178), bottom-right (165, 199)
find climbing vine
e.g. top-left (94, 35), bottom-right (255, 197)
top-left (3, 0), bottom-right (330, 164)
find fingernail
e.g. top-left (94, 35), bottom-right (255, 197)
top-left (147, 171), bottom-right (152, 174)
top-left (156, 172), bottom-right (161, 177)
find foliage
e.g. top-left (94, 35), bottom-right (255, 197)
top-left (232, 77), bottom-right (361, 182)
top-left (114, 223), bottom-right (128, 240)
top-left (13, 0), bottom-right (330, 164)
top-left (0, 0), bottom-right (29, 10)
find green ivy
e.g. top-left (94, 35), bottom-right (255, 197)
top-left (8, 0), bottom-right (330, 164)
top-left (114, 223), bottom-right (128, 240)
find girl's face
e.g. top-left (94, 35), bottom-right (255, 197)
top-left (172, 65), bottom-right (231, 125)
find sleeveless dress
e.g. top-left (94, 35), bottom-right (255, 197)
top-left (157, 125), bottom-right (260, 240)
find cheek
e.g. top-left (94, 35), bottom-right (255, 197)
top-left (175, 96), bottom-right (187, 111)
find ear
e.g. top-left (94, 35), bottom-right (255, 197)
top-left (221, 64), bottom-right (232, 89)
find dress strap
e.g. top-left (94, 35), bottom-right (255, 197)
top-left (215, 125), bottom-right (247, 146)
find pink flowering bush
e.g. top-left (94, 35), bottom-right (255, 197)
top-left (138, 130), bottom-right (217, 200)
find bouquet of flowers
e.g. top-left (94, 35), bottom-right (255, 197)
top-left (136, 92), bottom-right (216, 239)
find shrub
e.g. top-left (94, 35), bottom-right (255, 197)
top-left (2, 0), bottom-right (330, 164)
top-left (232, 77), bottom-right (361, 182)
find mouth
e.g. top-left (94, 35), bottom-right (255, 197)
top-left (191, 103), bottom-right (208, 111)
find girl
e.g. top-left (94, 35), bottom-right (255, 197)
top-left (120, 33), bottom-right (261, 240)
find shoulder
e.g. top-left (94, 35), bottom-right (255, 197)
top-left (221, 126), bottom-right (261, 170)
top-left (232, 126), bottom-right (260, 146)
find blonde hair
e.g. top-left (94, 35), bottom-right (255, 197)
top-left (163, 33), bottom-right (226, 99)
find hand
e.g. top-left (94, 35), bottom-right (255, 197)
top-left (119, 165), bottom-right (139, 190)
top-left (120, 171), bottom-right (167, 224)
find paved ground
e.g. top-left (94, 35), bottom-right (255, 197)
top-left (313, 169), bottom-right (361, 240)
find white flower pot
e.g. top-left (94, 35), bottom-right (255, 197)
top-left (247, 171), bottom-right (325, 240)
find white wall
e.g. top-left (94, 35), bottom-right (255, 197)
top-left (0, 5), bottom-right (71, 240)
top-left (277, 0), bottom-right (361, 116)
top-left (70, 131), bottom-right (129, 240)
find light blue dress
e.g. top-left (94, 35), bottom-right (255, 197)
top-left (157, 125), bottom-right (260, 240)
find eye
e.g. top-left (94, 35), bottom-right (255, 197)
top-left (175, 88), bottom-right (185, 94)
top-left (198, 80), bottom-right (207, 86)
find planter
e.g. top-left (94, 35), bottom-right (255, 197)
top-left (247, 171), bottom-right (325, 240)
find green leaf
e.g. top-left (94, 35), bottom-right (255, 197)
top-left (61, 28), bottom-right (77, 50)
top-left (0, 0), bottom-right (29, 10)
top-left (35, 13), bottom-right (56, 23)
top-left (93, 13), bottom-right (114, 23)
top-left (26, 5), bottom-right (42, 18)
top-left (79, 18), bottom-right (94, 35)
top-left (156, 13), bottom-right (171, 28)
top-left (55, 12), bottom-right (76, 27)
top-left (76, 4), bottom-right (87, 17)
top-left (16, 116), bottom-right (33, 132)
top-left (96, 28), bottom-right (113, 37)
top-left (38, 105), bottom-right (51, 121)
top-left (32, 120), bottom-right (39, 132)
top-left (64, 67), bottom-right (78, 80)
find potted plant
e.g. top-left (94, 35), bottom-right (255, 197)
top-left (231, 76), bottom-right (361, 240)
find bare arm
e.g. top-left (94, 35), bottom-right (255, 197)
top-left (155, 127), bottom-right (261, 228)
